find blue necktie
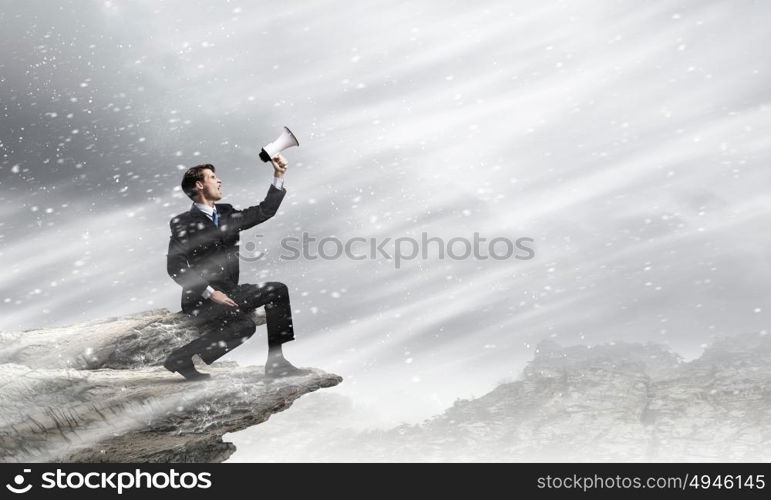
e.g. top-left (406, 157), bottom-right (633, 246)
top-left (212, 208), bottom-right (219, 227)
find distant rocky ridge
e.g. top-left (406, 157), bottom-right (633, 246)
top-left (0, 309), bottom-right (342, 462)
top-left (239, 335), bottom-right (771, 461)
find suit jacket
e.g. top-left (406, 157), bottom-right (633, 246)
top-left (167, 184), bottom-right (286, 314)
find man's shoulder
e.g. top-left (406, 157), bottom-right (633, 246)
top-left (169, 209), bottom-right (204, 234)
top-left (170, 210), bottom-right (193, 226)
top-left (214, 203), bottom-right (235, 215)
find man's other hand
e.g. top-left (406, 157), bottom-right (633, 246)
top-left (271, 154), bottom-right (288, 178)
top-left (210, 290), bottom-right (238, 307)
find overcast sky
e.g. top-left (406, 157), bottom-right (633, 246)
top-left (1, 0), bottom-right (770, 425)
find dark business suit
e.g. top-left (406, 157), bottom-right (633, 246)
top-left (166, 184), bottom-right (294, 365)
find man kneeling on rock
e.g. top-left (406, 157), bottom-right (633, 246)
top-left (164, 156), bottom-right (310, 381)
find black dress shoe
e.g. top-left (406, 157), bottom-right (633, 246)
top-left (264, 359), bottom-right (312, 379)
top-left (164, 356), bottom-right (211, 381)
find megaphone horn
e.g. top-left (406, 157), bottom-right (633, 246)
top-left (259, 126), bottom-right (299, 162)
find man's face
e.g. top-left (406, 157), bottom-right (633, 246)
top-left (196, 168), bottom-right (222, 201)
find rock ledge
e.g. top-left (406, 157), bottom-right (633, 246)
top-left (0, 309), bottom-right (342, 462)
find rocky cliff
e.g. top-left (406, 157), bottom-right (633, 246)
top-left (0, 309), bottom-right (342, 462)
top-left (400, 337), bottom-right (771, 461)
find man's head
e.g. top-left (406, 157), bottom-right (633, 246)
top-left (181, 164), bottom-right (222, 203)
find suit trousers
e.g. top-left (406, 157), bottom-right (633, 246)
top-left (169, 281), bottom-right (295, 365)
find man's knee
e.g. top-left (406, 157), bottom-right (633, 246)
top-left (262, 281), bottom-right (288, 299)
top-left (262, 281), bottom-right (287, 291)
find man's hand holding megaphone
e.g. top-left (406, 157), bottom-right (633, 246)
top-left (270, 154), bottom-right (288, 178)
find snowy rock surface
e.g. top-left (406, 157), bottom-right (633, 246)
top-left (0, 309), bottom-right (342, 462)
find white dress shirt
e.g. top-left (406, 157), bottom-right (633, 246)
top-left (196, 177), bottom-right (284, 299)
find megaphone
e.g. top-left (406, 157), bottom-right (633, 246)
top-left (259, 126), bottom-right (299, 162)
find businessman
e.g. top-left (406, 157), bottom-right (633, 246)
top-left (164, 155), bottom-right (310, 381)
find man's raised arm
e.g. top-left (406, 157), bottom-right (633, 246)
top-left (231, 183), bottom-right (286, 232)
top-left (231, 154), bottom-right (289, 232)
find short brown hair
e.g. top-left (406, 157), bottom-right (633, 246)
top-left (181, 164), bottom-right (215, 200)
